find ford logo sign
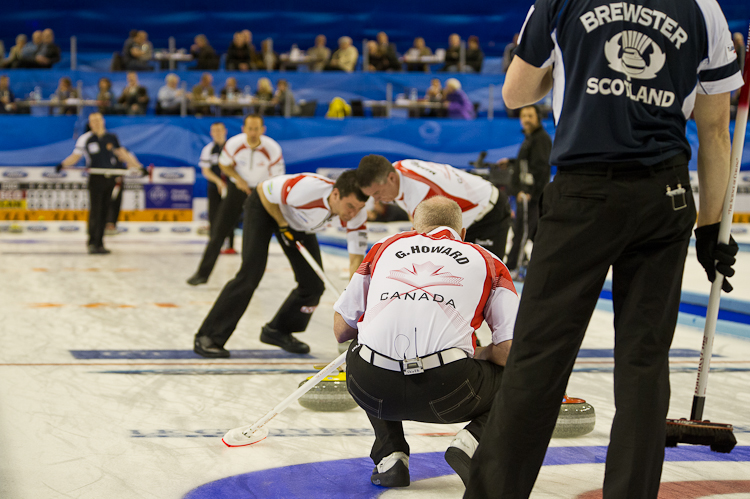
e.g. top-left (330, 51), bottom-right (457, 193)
top-left (140, 226), bottom-right (160, 233)
top-left (3, 170), bottom-right (28, 178)
top-left (159, 171), bottom-right (185, 180)
top-left (27, 225), bottom-right (48, 232)
top-left (171, 226), bottom-right (191, 233)
top-left (59, 225), bottom-right (80, 232)
top-left (43, 171), bottom-right (67, 178)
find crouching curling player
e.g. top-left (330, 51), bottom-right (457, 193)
top-left (333, 196), bottom-right (518, 487)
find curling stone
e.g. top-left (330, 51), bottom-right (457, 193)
top-left (552, 395), bottom-right (596, 438)
top-left (337, 339), bottom-right (352, 354)
top-left (8, 223), bottom-right (23, 233)
top-left (298, 371), bottom-right (358, 412)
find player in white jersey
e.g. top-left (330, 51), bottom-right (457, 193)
top-left (188, 114), bottom-right (284, 285)
top-left (194, 170), bottom-right (368, 358)
top-left (355, 155), bottom-right (511, 260)
top-left (333, 196), bottom-right (518, 487)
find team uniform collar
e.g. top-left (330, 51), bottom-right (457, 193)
top-left (426, 226), bottom-right (460, 240)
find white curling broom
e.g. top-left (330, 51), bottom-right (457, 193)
top-left (223, 240), bottom-right (346, 447)
top-left (665, 29), bottom-right (750, 453)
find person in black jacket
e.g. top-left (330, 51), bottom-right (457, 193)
top-left (498, 104), bottom-right (551, 276)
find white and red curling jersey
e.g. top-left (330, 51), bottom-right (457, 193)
top-left (334, 227), bottom-right (518, 358)
top-left (392, 159), bottom-right (496, 228)
top-left (219, 133), bottom-right (285, 187)
top-left (263, 173), bottom-right (368, 255)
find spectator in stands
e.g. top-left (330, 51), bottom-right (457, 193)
top-left (376, 31), bottom-right (400, 70)
top-left (259, 39), bottom-right (278, 70)
top-left (325, 36), bottom-right (358, 73)
top-left (271, 79), bottom-right (300, 116)
top-left (405, 37), bottom-right (433, 72)
top-left (158, 73), bottom-right (187, 115)
top-left (191, 34), bottom-right (220, 70)
top-left (96, 77), bottom-right (115, 115)
top-left (226, 32), bottom-right (253, 71)
top-left (0, 76), bottom-right (16, 114)
top-left (241, 30), bottom-right (263, 68)
top-left (220, 76), bottom-right (242, 116)
top-left (53, 76), bottom-right (79, 115)
top-left (307, 34), bottom-right (330, 72)
top-left (118, 71), bottom-right (149, 115)
top-left (1, 34), bottom-right (26, 68)
top-left (441, 33), bottom-right (461, 72)
top-left (502, 33), bottom-right (519, 74)
top-left (18, 31), bottom-right (42, 68)
top-left (421, 78), bottom-right (446, 117)
top-left (255, 77), bottom-right (274, 115)
top-left (367, 40), bottom-right (399, 72)
top-left (465, 35), bottom-right (484, 73)
top-left (192, 72), bottom-right (215, 115)
top-left (443, 78), bottom-right (474, 119)
top-left (33, 29), bottom-right (61, 68)
top-left (122, 30), bottom-right (138, 55)
top-left (123, 31), bottom-right (153, 71)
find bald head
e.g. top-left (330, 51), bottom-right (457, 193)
top-left (413, 196), bottom-right (463, 234)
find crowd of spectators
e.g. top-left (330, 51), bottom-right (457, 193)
top-left (1, 29), bottom-right (488, 73)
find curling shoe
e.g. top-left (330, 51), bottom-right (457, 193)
top-left (187, 273), bottom-right (208, 286)
top-left (371, 452), bottom-right (410, 487)
top-left (260, 324), bottom-right (310, 354)
top-left (444, 429), bottom-right (478, 486)
top-left (194, 335), bottom-right (230, 358)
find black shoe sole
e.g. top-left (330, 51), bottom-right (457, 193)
top-left (444, 447), bottom-right (471, 486)
top-left (371, 461), bottom-right (410, 487)
top-left (260, 327), bottom-right (310, 354)
top-left (187, 276), bottom-right (208, 286)
top-left (194, 339), bottom-right (230, 358)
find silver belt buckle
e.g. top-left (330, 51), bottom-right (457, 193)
top-left (402, 357), bottom-right (424, 375)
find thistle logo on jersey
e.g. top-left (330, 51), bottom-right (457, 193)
top-left (605, 31), bottom-right (665, 80)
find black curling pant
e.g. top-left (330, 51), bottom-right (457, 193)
top-left (87, 175), bottom-right (116, 248)
top-left (196, 191), bottom-right (325, 347)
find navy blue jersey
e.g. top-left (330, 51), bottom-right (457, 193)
top-left (73, 131), bottom-right (124, 172)
top-left (515, 0), bottom-right (743, 166)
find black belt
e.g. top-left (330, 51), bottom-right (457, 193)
top-left (557, 152), bottom-right (688, 178)
top-left (358, 344), bottom-right (469, 375)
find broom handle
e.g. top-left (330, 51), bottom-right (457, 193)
top-left (691, 37), bottom-right (750, 420)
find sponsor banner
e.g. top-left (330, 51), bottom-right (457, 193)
top-left (0, 166), bottom-right (194, 221)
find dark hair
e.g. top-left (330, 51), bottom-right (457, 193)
top-left (211, 121), bottom-right (226, 128)
top-left (468, 35), bottom-right (479, 44)
top-left (334, 170), bottom-right (368, 203)
top-left (356, 154), bottom-right (395, 188)
top-left (521, 104), bottom-right (543, 122)
top-left (243, 114), bottom-right (264, 126)
top-left (98, 77), bottom-right (111, 89)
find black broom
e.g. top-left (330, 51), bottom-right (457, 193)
top-left (665, 29), bottom-right (750, 453)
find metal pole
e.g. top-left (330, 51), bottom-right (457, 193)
top-left (265, 38), bottom-right (274, 71)
top-left (168, 36), bottom-right (176, 71)
top-left (284, 84), bottom-right (292, 118)
top-left (76, 80), bottom-right (84, 117)
top-left (70, 36), bottom-right (77, 70)
top-left (386, 82), bottom-right (392, 117)
top-left (180, 81), bottom-right (187, 117)
top-left (488, 84), bottom-right (494, 121)
top-left (459, 40), bottom-right (466, 72)
top-left (362, 39), bottom-right (369, 73)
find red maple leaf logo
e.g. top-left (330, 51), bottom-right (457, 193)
top-left (387, 262), bottom-right (464, 289)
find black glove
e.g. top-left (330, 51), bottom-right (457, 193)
top-left (695, 222), bottom-right (738, 293)
top-left (55, 163), bottom-right (63, 173)
top-left (277, 226), bottom-right (297, 248)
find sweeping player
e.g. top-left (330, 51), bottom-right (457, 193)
top-left (333, 196), bottom-right (517, 487)
top-left (55, 112), bottom-right (142, 254)
top-left (193, 170), bottom-right (368, 358)
top-left (355, 155), bottom-right (512, 260)
top-left (466, 0), bottom-right (742, 497)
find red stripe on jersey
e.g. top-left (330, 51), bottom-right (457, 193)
top-left (469, 244), bottom-right (516, 330)
top-left (281, 175), bottom-right (307, 205)
top-left (233, 143), bottom-right (248, 157)
top-left (296, 199), bottom-right (327, 210)
top-left (257, 147), bottom-right (271, 161)
top-left (356, 261), bottom-right (371, 275)
top-left (394, 163), bottom-right (478, 213)
top-left (369, 231), bottom-right (418, 276)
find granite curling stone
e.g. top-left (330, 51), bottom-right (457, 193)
top-left (298, 371), bottom-right (358, 412)
top-left (552, 395), bottom-right (596, 438)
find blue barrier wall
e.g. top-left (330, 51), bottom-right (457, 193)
top-left (0, 115), bottom-right (748, 172)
